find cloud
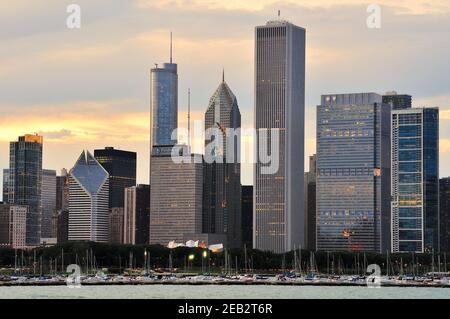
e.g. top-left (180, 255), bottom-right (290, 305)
top-left (135, 0), bottom-right (450, 14)
top-left (38, 129), bottom-right (73, 140)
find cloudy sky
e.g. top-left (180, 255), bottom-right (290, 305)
top-left (0, 0), bottom-right (449, 192)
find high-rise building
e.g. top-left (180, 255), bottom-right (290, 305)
top-left (9, 134), bottom-right (43, 246)
top-left (94, 147), bottom-right (136, 209)
top-left (254, 20), bottom-right (306, 253)
top-left (55, 169), bottom-right (69, 244)
top-left (124, 184), bottom-right (150, 245)
top-left (382, 92), bottom-right (412, 110)
top-left (391, 108), bottom-right (439, 253)
top-left (316, 93), bottom-right (391, 253)
top-left (304, 155), bottom-right (317, 251)
top-left (56, 210), bottom-right (69, 244)
top-left (203, 76), bottom-right (242, 248)
top-left (56, 169), bottom-right (69, 212)
top-left (440, 177), bottom-right (450, 252)
top-left (150, 145), bottom-right (205, 245)
top-left (41, 169), bottom-right (56, 239)
top-left (150, 35), bottom-right (178, 146)
top-left (241, 186), bottom-right (253, 249)
top-left (109, 207), bottom-right (124, 244)
top-left (0, 204), bottom-right (27, 249)
top-left (68, 151), bottom-right (109, 243)
top-left (2, 169), bottom-right (9, 203)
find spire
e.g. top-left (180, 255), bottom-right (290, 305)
top-left (188, 88), bottom-right (191, 149)
top-left (222, 68), bottom-right (225, 83)
top-left (170, 31), bottom-right (173, 64)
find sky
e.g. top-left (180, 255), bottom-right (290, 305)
top-left (1, 0), bottom-right (450, 194)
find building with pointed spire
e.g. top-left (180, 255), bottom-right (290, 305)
top-left (150, 33), bottom-right (178, 146)
top-left (68, 151), bottom-right (109, 243)
top-left (203, 74), bottom-right (242, 248)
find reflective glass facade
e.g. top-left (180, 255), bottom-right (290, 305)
top-left (94, 147), bottom-right (136, 209)
top-left (9, 135), bottom-right (43, 246)
top-left (316, 93), bottom-right (391, 253)
top-left (391, 108), bottom-right (439, 253)
top-left (151, 63), bottom-right (178, 146)
top-left (203, 79), bottom-right (241, 248)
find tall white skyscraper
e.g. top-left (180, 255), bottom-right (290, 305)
top-left (68, 151), bottom-right (109, 243)
top-left (254, 20), bottom-right (306, 253)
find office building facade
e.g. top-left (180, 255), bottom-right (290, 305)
top-left (0, 204), bottom-right (27, 249)
top-left (109, 207), bottom-right (124, 244)
top-left (241, 186), bottom-right (253, 249)
top-left (68, 151), bottom-right (109, 243)
top-left (440, 177), bottom-right (450, 252)
top-left (316, 93), bottom-right (391, 253)
top-left (382, 92), bottom-right (412, 110)
top-left (9, 134), bottom-right (43, 245)
top-left (94, 147), bottom-right (136, 209)
top-left (391, 108), bottom-right (439, 253)
top-left (2, 169), bottom-right (9, 203)
top-left (41, 169), bottom-right (57, 239)
top-left (304, 155), bottom-right (317, 251)
top-left (124, 184), bottom-right (150, 245)
top-left (150, 145), bottom-right (204, 245)
top-left (254, 20), bottom-right (306, 253)
top-left (203, 77), bottom-right (242, 248)
top-left (150, 62), bottom-right (178, 146)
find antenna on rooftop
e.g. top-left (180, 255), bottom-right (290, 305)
top-left (170, 31), bottom-right (173, 64)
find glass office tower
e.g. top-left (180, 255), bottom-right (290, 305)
top-left (203, 77), bottom-right (242, 249)
top-left (316, 93), bottom-right (391, 253)
top-left (9, 134), bottom-right (43, 246)
top-left (391, 108), bottom-right (439, 253)
top-left (254, 20), bottom-right (306, 253)
top-left (150, 62), bottom-right (178, 146)
top-left (440, 177), bottom-right (450, 253)
top-left (94, 147), bottom-right (136, 209)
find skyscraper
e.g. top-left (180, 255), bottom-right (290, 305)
top-left (391, 108), bottom-right (439, 253)
top-left (254, 20), bottom-right (306, 253)
top-left (150, 34), bottom-right (178, 146)
top-left (0, 204), bottom-right (27, 249)
top-left (41, 169), bottom-right (56, 239)
top-left (68, 151), bottom-right (109, 243)
top-left (9, 134), bottom-right (43, 246)
top-left (94, 147), bottom-right (136, 209)
top-left (241, 186), bottom-right (253, 249)
top-left (150, 145), bottom-right (209, 245)
top-left (440, 177), bottom-right (450, 253)
top-left (382, 92), bottom-right (412, 110)
top-left (109, 207), bottom-right (124, 244)
top-left (2, 169), bottom-right (9, 203)
top-left (124, 184), bottom-right (150, 245)
top-left (55, 169), bottom-right (69, 244)
top-left (316, 93), bottom-right (391, 253)
top-left (304, 155), bottom-right (317, 251)
top-left (203, 76), bottom-right (242, 248)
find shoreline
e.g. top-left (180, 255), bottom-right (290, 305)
top-left (1, 281), bottom-right (449, 288)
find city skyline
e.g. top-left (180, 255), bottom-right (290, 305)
top-left (1, 1), bottom-right (450, 192)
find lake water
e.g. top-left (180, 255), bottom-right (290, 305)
top-left (0, 285), bottom-right (449, 299)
